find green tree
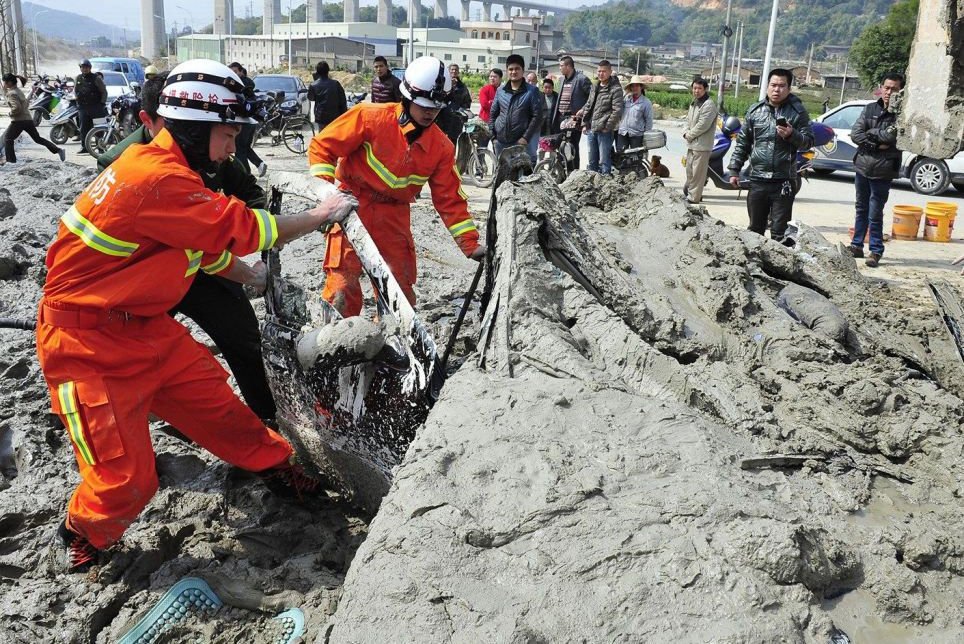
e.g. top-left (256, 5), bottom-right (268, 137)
top-left (620, 48), bottom-right (650, 74)
top-left (850, 0), bottom-right (918, 87)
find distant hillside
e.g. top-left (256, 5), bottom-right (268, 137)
top-left (23, 1), bottom-right (139, 45)
top-left (566, 0), bottom-right (900, 57)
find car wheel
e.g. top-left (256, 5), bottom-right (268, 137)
top-left (953, 181), bottom-right (964, 194)
top-left (811, 168), bottom-right (835, 176)
top-left (910, 158), bottom-right (950, 195)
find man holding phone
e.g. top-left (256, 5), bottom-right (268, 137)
top-left (728, 68), bottom-right (814, 244)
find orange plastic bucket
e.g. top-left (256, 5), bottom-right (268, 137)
top-left (891, 205), bottom-right (924, 240)
top-left (923, 201), bottom-right (958, 242)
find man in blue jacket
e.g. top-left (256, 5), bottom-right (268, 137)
top-left (489, 54), bottom-right (543, 163)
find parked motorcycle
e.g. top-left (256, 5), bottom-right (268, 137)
top-left (84, 94), bottom-right (142, 156)
top-left (347, 91), bottom-right (367, 108)
top-left (705, 114), bottom-right (834, 194)
top-left (28, 76), bottom-right (64, 126)
top-left (49, 94), bottom-right (81, 145)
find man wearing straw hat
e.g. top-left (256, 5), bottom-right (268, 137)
top-left (845, 72), bottom-right (905, 267)
top-left (617, 75), bottom-right (653, 152)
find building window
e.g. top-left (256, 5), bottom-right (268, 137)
top-left (462, 54), bottom-right (467, 61)
top-left (505, 32), bottom-right (510, 40)
top-left (444, 53), bottom-right (451, 60)
top-left (525, 33), bottom-right (530, 43)
top-left (497, 56), bottom-right (506, 63)
top-left (495, 32), bottom-right (501, 40)
top-left (478, 55), bottom-right (486, 62)
top-left (481, 32), bottom-right (486, 39)
top-left (471, 30), bottom-right (478, 38)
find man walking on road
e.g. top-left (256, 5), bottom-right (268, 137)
top-left (728, 68), bottom-right (814, 244)
top-left (308, 61), bottom-right (348, 132)
top-left (682, 78), bottom-right (718, 204)
top-left (845, 72), bottom-right (905, 268)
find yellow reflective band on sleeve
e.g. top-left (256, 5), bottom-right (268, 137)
top-left (452, 165), bottom-right (468, 200)
top-left (58, 382), bottom-right (95, 466)
top-left (363, 142), bottom-right (429, 189)
top-left (184, 249), bottom-right (203, 277)
top-left (61, 206), bottom-right (139, 258)
top-left (310, 163), bottom-right (336, 178)
top-left (201, 250), bottom-right (232, 275)
top-left (448, 219), bottom-right (477, 238)
top-left (253, 209), bottom-right (278, 251)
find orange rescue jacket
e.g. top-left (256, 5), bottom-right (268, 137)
top-left (43, 129), bottom-right (279, 317)
top-left (307, 102), bottom-right (480, 256)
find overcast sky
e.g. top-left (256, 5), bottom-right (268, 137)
top-left (30, 0), bottom-right (598, 32)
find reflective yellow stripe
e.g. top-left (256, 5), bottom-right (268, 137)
top-left (448, 219), bottom-right (477, 237)
top-left (452, 165), bottom-right (468, 200)
top-left (362, 142), bottom-right (428, 189)
top-left (184, 249), bottom-right (203, 277)
top-left (61, 206), bottom-right (139, 258)
top-left (310, 163), bottom-right (335, 178)
top-left (252, 209), bottom-right (278, 251)
top-left (58, 382), bottom-right (95, 466)
top-left (202, 250), bottom-right (232, 275)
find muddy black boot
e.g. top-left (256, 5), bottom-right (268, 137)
top-left (57, 519), bottom-right (99, 573)
top-left (258, 457), bottom-right (324, 501)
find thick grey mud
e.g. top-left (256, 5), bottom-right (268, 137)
top-left (327, 172), bottom-right (964, 642)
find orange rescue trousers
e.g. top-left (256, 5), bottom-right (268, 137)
top-left (37, 301), bottom-right (293, 550)
top-left (321, 198), bottom-right (417, 317)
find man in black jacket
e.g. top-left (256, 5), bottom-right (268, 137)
top-left (438, 64), bottom-right (473, 146)
top-left (846, 73), bottom-right (905, 267)
top-left (308, 61), bottom-right (347, 132)
top-left (75, 60), bottom-right (108, 154)
top-left (551, 55), bottom-right (592, 171)
top-left (97, 73), bottom-right (277, 423)
top-left (729, 68), bottom-right (814, 244)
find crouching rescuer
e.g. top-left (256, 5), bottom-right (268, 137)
top-left (37, 60), bottom-right (358, 573)
top-left (307, 55), bottom-right (484, 317)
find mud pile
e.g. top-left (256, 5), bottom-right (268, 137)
top-left (327, 173), bottom-right (964, 642)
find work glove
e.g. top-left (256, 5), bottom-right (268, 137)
top-left (469, 245), bottom-right (486, 262)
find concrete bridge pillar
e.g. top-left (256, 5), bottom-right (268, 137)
top-left (503, 4), bottom-right (514, 19)
top-left (461, 0), bottom-right (471, 21)
top-left (434, 0), bottom-right (448, 19)
top-left (344, 0), bottom-right (360, 22)
top-left (377, 0), bottom-right (392, 25)
top-left (482, 1), bottom-right (492, 21)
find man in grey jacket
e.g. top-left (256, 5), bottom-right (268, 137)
top-left (579, 60), bottom-right (623, 175)
top-left (846, 72), bottom-right (904, 267)
top-left (728, 68), bottom-right (814, 244)
top-left (682, 78), bottom-right (718, 204)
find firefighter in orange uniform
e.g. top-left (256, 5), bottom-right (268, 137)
top-left (307, 55), bottom-right (484, 316)
top-left (37, 60), bottom-right (357, 573)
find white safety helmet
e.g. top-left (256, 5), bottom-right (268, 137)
top-left (158, 59), bottom-right (257, 125)
top-left (400, 56), bottom-right (452, 109)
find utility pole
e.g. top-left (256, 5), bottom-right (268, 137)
top-left (734, 21), bottom-right (743, 99)
top-left (839, 58), bottom-right (848, 106)
top-left (407, 0), bottom-right (414, 64)
top-left (759, 0), bottom-right (779, 101)
top-left (636, 49), bottom-right (640, 74)
top-left (305, 0), bottom-right (309, 70)
top-left (287, 0), bottom-right (292, 74)
top-left (715, 0), bottom-right (732, 112)
top-left (805, 42), bottom-right (814, 85)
